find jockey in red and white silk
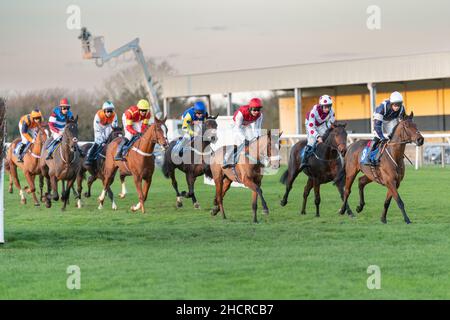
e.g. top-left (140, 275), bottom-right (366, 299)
top-left (300, 95), bottom-right (336, 171)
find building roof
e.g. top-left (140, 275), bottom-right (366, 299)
top-left (162, 51), bottom-right (450, 98)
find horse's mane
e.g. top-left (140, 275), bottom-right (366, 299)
top-left (322, 123), bottom-right (346, 141)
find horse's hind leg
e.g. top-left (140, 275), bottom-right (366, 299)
top-left (10, 163), bottom-right (26, 204)
top-left (107, 187), bottom-right (117, 210)
top-left (252, 191), bottom-right (258, 223)
top-left (213, 175), bottom-right (226, 219)
top-left (280, 167), bottom-right (300, 207)
top-left (131, 175), bottom-right (145, 214)
top-left (300, 178), bottom-right (313, 215)
top-left (356, 175), bottom-right (371, 213)
top-left (8, 168), bottom-right (13, 193)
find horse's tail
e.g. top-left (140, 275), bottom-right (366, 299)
top-left (161, 153), bottom-right (171, 179)
top-left (279, 169), bottom-right (288, 185)
top-left (204, 164), bottom-right (213, 179)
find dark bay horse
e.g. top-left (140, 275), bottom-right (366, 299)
top-left (40, 117), bottom-right (83, 210)
top-left (206, 131), bottom-right (281, 223)
top-left (6, 125), bottom-right (48, 206)
top-left (280, 123), bottom-right (351, 217)
top-left (80, 126), bottom-right (123, 198)
top-left (339, 112), bottom-right (424, 224)
top-left (99, 117), bottom-right (168, 213)
top-left (161, 116), bottom-right (218, 208)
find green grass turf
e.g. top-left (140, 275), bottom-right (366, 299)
top-left (0, 166), bottom-right (449, 299)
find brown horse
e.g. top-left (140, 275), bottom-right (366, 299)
top-left (6, 125), bottom-right (48, 206)
top-left (161, 116), bottom-right (218, 208)
top-left (80, 126), bottom-right (123, 198)
top-left (280, 124), bottom-right (351, 217)
top-left (99, 117), bottom-right (168, 213)
top-left (206, 131), bottom-right (281, 223)
top-left (338, 112), bottom-right (424, 224)
top-left (40, 117), bottom-right (83, 210)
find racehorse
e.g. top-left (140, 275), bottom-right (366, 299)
top-left (161, 116), bottom-right (218, 208)
top-left (6, 125), bottom-right (48, 206)
top-left (80, 126), bottom-right (123, 198)
top-left (40, 117), bottom-right (83, 210)
top-left (206, 131), bottom-right (281, 223)
top-left (338, 112), bottom-right (424, 224)
top-left (280, 123), bottom-right (351, 217)
top-left (98, 117), bottom-right (169, 213)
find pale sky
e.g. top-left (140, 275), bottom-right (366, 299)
top-left (2, 0), bottom-right (450, 92)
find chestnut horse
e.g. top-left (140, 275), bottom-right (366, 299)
top-left (6, 125), bottom-right (48, 206)
top-left (161, 116), bottom-right (218, 208)
top-left (40, 117), bottom-right (83, 210)
top-left (98, 117), bottom-right (168, 213)
top-left (206, 131), bottom-right (281, 223)
top-left (280, 124), bottom-right (351, 217)
top-left (80, 126), bottom-right (123, 198)
top-left (339, 112), bottom-right (424, 224)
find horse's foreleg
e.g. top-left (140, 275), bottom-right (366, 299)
top-left (24, 172), bottom-right (39, 206)
top-left (243, 178), bottom-right (269, 218)
top-left (50, 176), bottom-right (59, 201)
top-left (339, 167), bottom-right (358, 215)
top-left (118, 174), bottom-right (127, 199)
top-left (381, 190), bottom-right (393, 224)
top-left (39, 175), bottom-right (44, 201)
top-left (62, 179), bottom-right (75, 211)
top-left (143, 176), bottom-right (153, 202)
top-left (386, 182), bottom-right (410, 224)
top-left (280, 167), bottom-right (300, 207)
top-left (213, 175), bottom-right (225, 219)
top-left (300, 178), bottom-right (313, 215)
top-left (84, 175), bottom-right (96, 198)
top-left (356, 175), bottom-right (371, 213)
top-left (76, 172), bottom-right (83, 209)
top-left (107, 187), bottom-right (117, 210)
top-left (169, 170), bottom-right (182, 207)
top-left (186, 174), bottom-right (199, 208)
top-left (313, 182), bottom-right (321, 217)
top-left (131, 175), bottom-right (145, 214)
top-left (8, 168), bottom-right (13, 193)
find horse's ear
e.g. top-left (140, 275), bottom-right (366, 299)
top-left (409, 111), bottom-right (414, 119)
top-left (213, 114), bottom-right (219, 120)
top-left (279, 131), bottom-right (283, 138)
top-left (162, 116), bottom-right (167, 123)
top-left (75, 115), bottom-right (79, 123)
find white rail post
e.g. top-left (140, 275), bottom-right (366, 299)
top-left (441, 145), bottom-right (445, 168)
top-left (415, 145), bottom-right (420, 170)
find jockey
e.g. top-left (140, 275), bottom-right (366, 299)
top-left (84, 101), bottom-right (119, 166)
top-left (16, 109), bottom-right (43, 162)
top-left (173, 101), bottom-right (209, 155)
top-left (223, 98), bottom-right (264, 168)
top-left (299, 95), bottom-right (336, 171)
top-left (115, 99), bottom-right (151, 161)
top-left (46, 98), bottom-right (75, 160)
top-left (363, 91), bottom-right (406, 166)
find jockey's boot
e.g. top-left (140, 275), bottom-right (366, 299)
top-left (114, 138), bottom-right (129, 161)
top-left (17, 143), bottom-right (27, 163)
top-left (84, 143), bottom-right (99, 166)
top-left (363, 138), bottom-right (379, 166)
top-left (222, 145), bottom-right (237, 169)
top-left (299, 145), bottom-right (313, 172)
top-left (46, 139), bottom-right (59, 160)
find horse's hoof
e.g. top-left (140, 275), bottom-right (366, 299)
top-left (84, 192), bottom-right (91, 198)
top-left (263, 209), bottom-right (269, 215)
top-left (315, 214), bottom-right (320, 218)
top-left (356, 205), bottom-right (363, 213)
top-left (98, 204), bottom-right (103, 210)
top-left (405, 219), bottom-right (411, 224)
top-left (381, 218), bottom-right (387, 224)
top-left (34, 203), bottom-right (40, 207)
top-left (194, 203), bottom-right (200, 209)
top-left (77, 200), bottom-right (82, 209)
top-left (176, 201), bottom-right (183, 208)
top-left (112, 203), bottom-right (118, 210)
top-left (210, 206), bottom-right (219, 216)
top-left (300, 211), bottom-right (306, 215)
top-left (118, 193), bottom-right (126, 199)
top-left (339, 208), bottom-right (346, 215)
top-left (8, 189), bottom-right (13, 194)
top-left (45, 203), bottom-right (51, 208)
top-left (21, 199), bottom-right (26, 205)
